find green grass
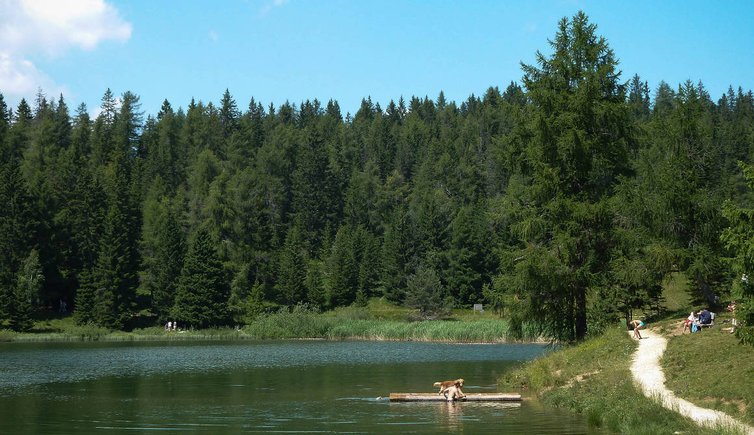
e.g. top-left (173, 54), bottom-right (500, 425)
top-left (661, 323), bottom-right (754, 426)
top-left (491, 271), bottom-right (752, 434)
top-left (498, 326), bottom-right (728, 434)
top-left (662, 272), bottom-right (694, 315)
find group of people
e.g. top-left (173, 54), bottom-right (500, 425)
top-left (164, 321), bottom-right (179, 331)
top-left (681, 308), bottom-right (713, 333)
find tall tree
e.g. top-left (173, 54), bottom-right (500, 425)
top-left (721, 162), bottom-right (754, 346)
top-left (275, 223), bottom-right (308, 305)
top-left (10, 250), bottom-right (43, 332)
top-left (140, 186), bottom-right (185, 323)
top-left (90, 153), bottom-right (139, 329)
top-left (494, 11), bottom-right (632, 341)
top-left (172, 228), bottom-right (230, 328)
top-left (69, 168), bottom-right (107, 324)
top-left (0, 160), bottom-right (35, 322)
top-left (445, 203), bottom-right (493, 305)
top-left (325, 225), bottom-right (359, 307)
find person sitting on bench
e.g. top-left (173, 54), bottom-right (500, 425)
top-left (682, 311), bottom-right (698, 333)
top-left (698, 308), bottom-right (713, 327)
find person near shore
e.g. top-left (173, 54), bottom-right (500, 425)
top-left (443, 384), bottom-right (466, 401)
top-left (682, 311), bottom-right (698, 334)
top-left (629, 319), bottom-right (645, 339)
top-left (698, 308), bottom-right (712, 326)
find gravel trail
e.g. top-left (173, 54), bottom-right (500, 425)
top-left (629, 330), bottom-right (754, 434)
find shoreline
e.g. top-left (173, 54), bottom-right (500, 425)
top-left (0, 333), bottom-right (547, 345)
top-left (0, 330), bottom-right (548, 345)
top-left (1, 314), bottom-right (546, 344)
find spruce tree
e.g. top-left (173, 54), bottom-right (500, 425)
top-left (92, 198), bottom-right (137, 329)
top-left (721, 162), bottom-right (754, 345)
top-left (496, 11), bottom-right (632, 341)
top-left (91, 153), bottom-right (139, 329)
top-left (446, 204), bottom-right (491, 305)
top-left (10, 250), bottom-right (43, 332)
top-left (0, 160), bottom-right (35, 322)
top-left (172, 228), bottom-right (230, 328)
top-left (325, 225), bottom-right (358, 307)
top-left (404, 266), bottom-right (451, 320)
top-left (275, 224), bottom-right (308, 305)
top-left (152, 208), bottom-right (186, 322)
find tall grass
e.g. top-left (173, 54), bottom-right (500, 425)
top-left (242, 305), bottom-right (525, 342)
top-left (324, 319), bottom-right (514, 342)
top-left (4, 301), bottom-right (538, 343)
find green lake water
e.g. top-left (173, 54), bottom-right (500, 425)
top-left (0, 340), bottom-right (603, 433)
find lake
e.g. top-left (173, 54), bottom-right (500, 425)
top-left (0, 340), bottom-right (602, 433)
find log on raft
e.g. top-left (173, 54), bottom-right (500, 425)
top-left (389, 392), bottom-right (522, 402)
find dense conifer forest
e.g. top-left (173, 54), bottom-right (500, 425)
top-left (1, 12), bottom-right (753, 342)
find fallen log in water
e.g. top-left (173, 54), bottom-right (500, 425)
top-left (389, 392), bottom-right (522, 402)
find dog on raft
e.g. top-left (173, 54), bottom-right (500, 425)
top-left (433, 378), bottom-right (466, 401)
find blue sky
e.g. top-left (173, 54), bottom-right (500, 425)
top-left (2, 0), bottom-right (754, 117)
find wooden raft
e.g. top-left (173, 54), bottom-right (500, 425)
top-left (389, 392), bottom-right (521, 402)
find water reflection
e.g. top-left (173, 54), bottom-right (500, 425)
top-left (0, 341), bottom-right (600, 434)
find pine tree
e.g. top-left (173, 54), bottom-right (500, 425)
top-left (291, 125), bottom-right (340, 251)
top-left (379, 220), bottom-right (404, 303)
top-left (91, 200), bottom-right (137, 329)
top-left (69, 167), bottom-right (107, 322)
top-left (172, 228), bottom-right (230, 328)
top-left (91, 89), bottom-right (117, 166)
top-left (219, 89), bottom-right (240, 138)
top-left (325, 225), bottom-right (358, 307)
top-left (495, 11), bottom-right (632, 341)
top-left (71, 103), bottom-right (92, 159)
top-left (446, 204), bottom-right (492, 305)
top-left (404, 266), bottom-right (451, 320)
top-left (142, 197), bottom-right (185, 323)
top-left (10, 250), bottom-right (43, 332)
top-left (275, 223), bottom-right (308, 305)
top-left (115, 91), bottom-right (143, 158)
top-left (722, 162), bottom-right (754, 345)
top-left (0, 160), bottom-right (35, 322)
top-left (91, 154), bottom-right (139, 329)
top-left (0, 93), bottom-right (10, 160)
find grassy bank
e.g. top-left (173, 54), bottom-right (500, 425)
top-left (0, 300), bottom-right (539, 343)
top-left (657, 318), bottom-right (754, 426)
top-left (498, 326), bottom-right (727, 434)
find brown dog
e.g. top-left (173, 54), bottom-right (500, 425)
top-left (433, 378), bottom-right (465, 398)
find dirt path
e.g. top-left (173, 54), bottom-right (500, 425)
top-left (629, 330), bottom-right (754, 434)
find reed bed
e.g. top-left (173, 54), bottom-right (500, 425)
top-left (2, 303), bottom-right (539, 343)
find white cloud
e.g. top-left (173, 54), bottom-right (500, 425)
top-left (260, 0), bottom-right (289, 16)
top-left (0, 52), bottom-right (61, 96)
top-left (0, 0), bottom-right (131, 102)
